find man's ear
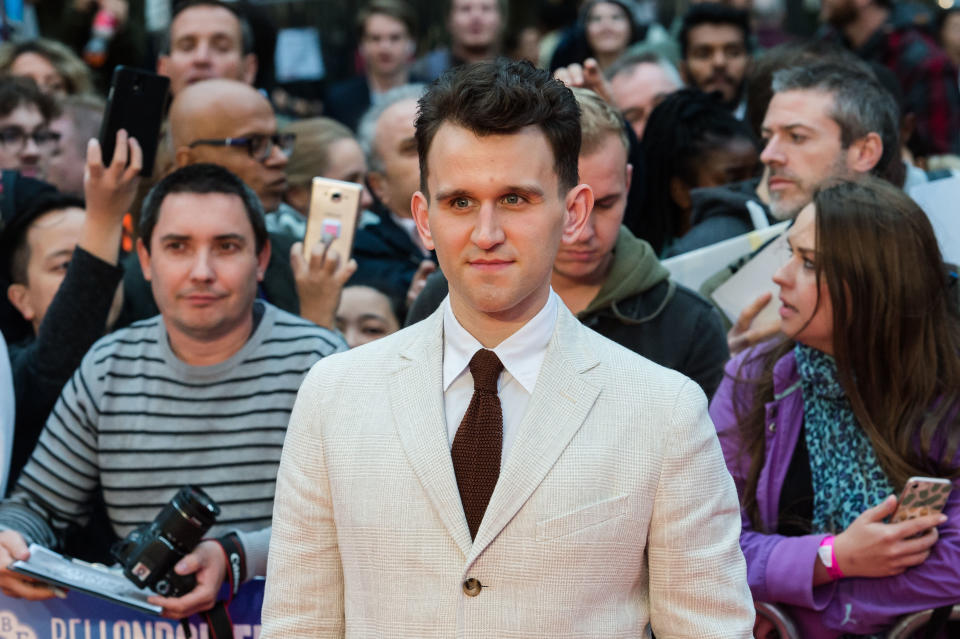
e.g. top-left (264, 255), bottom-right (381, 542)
top-left (136, 237), bottom-right (153, 282)
top-left (669, 176), bottom-right (692, 211)
top-left (367, 171), bottom-right (387, 203)
top-left (410, 191), bottom-right (435, 251)
top-left (679, 60), bottom-right (691, 85)
top-left (242, 53), bottom-right (258, 86)
top-left (847, 132), bottom-right (884, 174)
top-left (174, 145), bottom-right (194, 168)
top-left (624, 162), bottom-right (633, 192)
top-left (157, 55), bottom-right (170, 78)
top-left (561, 183), bottom-right (594, 245)
top-left (7, 283), bottom-right (35, 323)
top-left (256, 237), bottom-right (271, 282)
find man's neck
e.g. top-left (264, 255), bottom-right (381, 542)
top-left (550, 264), bottom-right (610, 315)
top-left (842, 5), bottom-right (889, 50)
top-left (164, 311), bottom-right (256, 366)
top-left (367, 68), bottom-right (409, 95)
top-left (451, 42), bottom-right (496, 65)
top-left (449, 289), bottom-right (549, 348)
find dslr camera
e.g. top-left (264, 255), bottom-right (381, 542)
top-left (111, 485), bottom-right (220, 597)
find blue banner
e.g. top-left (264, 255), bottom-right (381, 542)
top-left (0, 579), bottom-right (263, 639)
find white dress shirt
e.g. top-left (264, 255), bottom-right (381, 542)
top-left (441, 290), bottom-right (558, 465)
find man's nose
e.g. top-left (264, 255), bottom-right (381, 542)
top-left (192, 42), bottom-right (213, 64)
top-left (189, 249), bottom-right (216, 281)
top-left (471, 202), bottom-right (505, 249)
top-left (759, 137), bottom-right (783, 167)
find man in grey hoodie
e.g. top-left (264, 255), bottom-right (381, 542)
top-left (407, 88), bottom-right (729, 396)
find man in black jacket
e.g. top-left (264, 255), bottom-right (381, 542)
top-left (408, 88), bottom-right (728, 396)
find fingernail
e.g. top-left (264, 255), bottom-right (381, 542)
top-left (51, 586), bottom-right (67, 599)
top-left (175, 560), bottom-right (187, 572)
top-left (939, 514), bottom-right (948, 523)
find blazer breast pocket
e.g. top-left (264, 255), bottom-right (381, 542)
top-left (536, 494), bottom-right (629, 541)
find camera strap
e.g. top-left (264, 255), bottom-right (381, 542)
top-left (177, 601), bottom-right (233, 639)
top-left (214, 532), bottom-right (246, 602)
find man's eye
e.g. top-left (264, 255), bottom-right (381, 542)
top-left (219, 241), bottom-right (241, 252)
top-left (52, 260), bottom-right (70, 273)
top-left (790, 133), bottom-right (806, 144)
top-left (502, 194), bottom-right (522, 205)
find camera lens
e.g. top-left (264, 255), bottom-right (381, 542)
top-left (331, 192), bottom-right (342, 202)
top-left (160, 486), bottom-right (221, 552)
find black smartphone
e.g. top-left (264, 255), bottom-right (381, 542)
top-left (98, 66), bottom-right (170, 176)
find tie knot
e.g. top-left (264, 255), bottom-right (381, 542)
top-left (468, 349), bottom-right (503, 393)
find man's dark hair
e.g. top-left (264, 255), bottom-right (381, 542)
top-left (772, 63), bottom-right (900, 184)
top-left (415, 59), bottom-right (581, 196)
top-left (0, 75), bottom-right (58, 121)
top-left (162, 0), bottom-right (255, 55)
top-left (4, 193), bottom-right (84, 285)
top-left (679, 3), bottom-right (752, 59)
top-left (357, 0), bottom-right (418, 42)
top-left (139, 163), bottom-right (267, 254)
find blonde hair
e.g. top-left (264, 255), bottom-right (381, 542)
top-left (281, 117), bottom-right (356, 186)
top-left (571, 87), bottom-right (628, 156)
top-left (0, 38), bottom-right (94, 96)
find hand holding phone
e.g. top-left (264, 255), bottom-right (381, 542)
top-left (890, 476), bottom-right (952, 524)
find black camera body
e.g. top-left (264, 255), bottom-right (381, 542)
top-left (111, 485), bottom-right (220, 597)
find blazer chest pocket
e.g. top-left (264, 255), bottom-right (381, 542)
top-left (536, 494), bottom-right (628, 541)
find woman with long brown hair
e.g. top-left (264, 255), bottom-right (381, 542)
top-left (710, 177), bottom-right (960, 637)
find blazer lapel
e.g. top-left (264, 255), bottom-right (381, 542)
top-left (390, 309), bottom-right (474, 556)
top-left (468, 308), bottom-right (601, 562)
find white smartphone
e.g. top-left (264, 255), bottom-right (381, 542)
top-left (302, 177), bottom-right (363, 262)
top-left (890, 476), bottom-right (952, 524)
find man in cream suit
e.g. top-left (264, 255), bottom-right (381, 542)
top-left (262, 60), bottom-right (754, 638)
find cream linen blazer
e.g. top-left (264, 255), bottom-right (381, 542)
top-left (262, 305), bottom-right (754, 638)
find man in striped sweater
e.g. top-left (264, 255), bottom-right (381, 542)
top-left (0, 164), bottom-right (346, 617)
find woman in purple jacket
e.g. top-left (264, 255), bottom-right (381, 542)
top-left (710, 177), bottom-right (960, 638)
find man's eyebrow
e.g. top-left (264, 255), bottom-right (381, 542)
top-left (213, 233), bottom-right (247, 243)
top-left (159, 233), bottom-right (191, 243)
top-left (43, 249), bottom-right (74, 261)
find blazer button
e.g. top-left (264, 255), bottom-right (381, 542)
top-left (462, 578), bottom-right (482, 596)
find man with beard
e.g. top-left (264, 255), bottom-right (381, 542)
top-left (818, 0), bottom-right (960, 155)
top-left (693, 62), bottom-right (901, 352)
top-left (679, 3), bottom-right (752, 119)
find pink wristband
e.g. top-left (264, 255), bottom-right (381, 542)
top-left (819, 535), bottom-right (844, 580)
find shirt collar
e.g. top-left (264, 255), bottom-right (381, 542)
top-left (442, 289), bottom-right (559, 393)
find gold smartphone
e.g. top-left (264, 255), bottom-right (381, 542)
top-left (890, 476), bottom-right (952, 524)
top-left (302, 177), bottom-right (363, 261)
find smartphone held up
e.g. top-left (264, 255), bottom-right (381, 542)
top-left (303, 177), bottom-right (363, 262)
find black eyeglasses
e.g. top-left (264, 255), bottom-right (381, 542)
top-left (0, 126), bottom-right (61, 152)
top-left (188, 132), bottom-right (296, 162)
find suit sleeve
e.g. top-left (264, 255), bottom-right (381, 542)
top-left (647, 378), bottom-right (755, 638)
top-left (261, 362), bottom-right (345, 638)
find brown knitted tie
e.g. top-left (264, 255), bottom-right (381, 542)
top-left (451, 348), bottom-right (504, 540)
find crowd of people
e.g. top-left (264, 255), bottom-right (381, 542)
top-left (0, 0), bottom-right (958, 637)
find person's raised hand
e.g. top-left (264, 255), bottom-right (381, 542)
top-left (84, 129), bottom-right (142, 225)
top-left (552, 58), bottom-right (614, 104)
top-left (291, 240), bottom-right (357, 330)
top-left (833, 494), bottom-right (947, 578)
top-left (727, 292), bottom-right (780, 355)
top-left (406, 260), bottom-right (436, 309)
top-left (0, 530), bottom-right (60, 600)
top-left (147, 540), bottom-right (226, 620)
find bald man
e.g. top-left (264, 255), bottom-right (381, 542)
top-left (169, 79), bottom-right (289, 213)
top-left (118, 79), bottom-right (354, 330)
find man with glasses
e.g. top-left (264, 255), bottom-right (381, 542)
top-left (119, 79), bottom-right (354, 331)
top-left (0, 77), bottom-right (59, 181)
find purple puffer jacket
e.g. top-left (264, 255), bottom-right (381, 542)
top-left (709, 346), bottom-right (960, 638)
